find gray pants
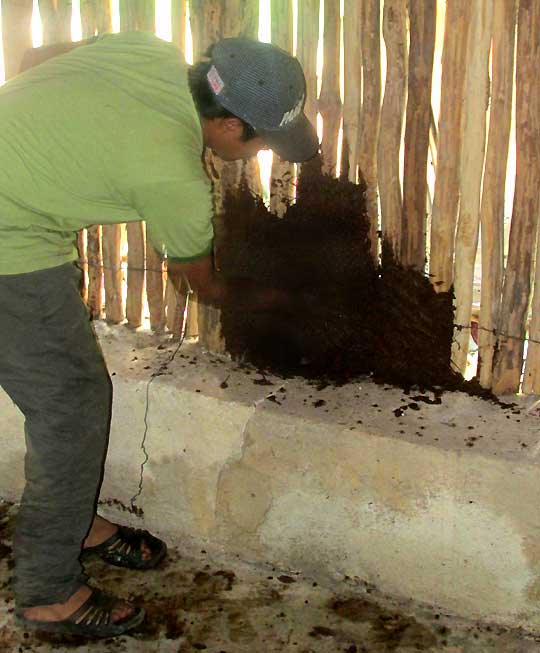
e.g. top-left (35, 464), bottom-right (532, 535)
top-left (0, 263), bottom-right (111, 608)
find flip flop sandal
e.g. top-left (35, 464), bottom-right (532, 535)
top-left (81, 525), bottom-right (167, 570)
top-left (16, 589), bottom-right (145, 638)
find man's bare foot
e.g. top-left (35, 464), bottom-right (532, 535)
top-left (83, 515), bottom-right (152, 560)
top-left (83, 515), bottom-right (118, 549)
top-left (22, 586), bottom-right (134, 623)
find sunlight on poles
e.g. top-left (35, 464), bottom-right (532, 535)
top-left (71, 0), bottom-right (82, 41)
top-left (32, 0), bottom-right (43, 47)
top-left (155, 0), bottom-right (172, 42)
top-left (111, 0), bottom-right (120, 33)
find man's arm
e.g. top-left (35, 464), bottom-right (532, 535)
top-left (19, 38), bottom-right (95, 73)
top-left (168, 256), bottom-right (291, 312)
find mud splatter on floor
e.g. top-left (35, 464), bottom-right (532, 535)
top-left (1, 501), bottom-right (539, 652)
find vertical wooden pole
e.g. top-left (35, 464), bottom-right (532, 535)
top-left (102, 225), bottom-right (124, 323)
top-left (125, 222), bottom-right (145, 328)
top-left (318, 0), bottom-right (341, 175)
top-left (477, 0), bottom-right (517, 389)
top-left (297, 0), bottom-right (319, 130)
top-left (189, 0), bottom-right (259, 352)
top-left (341, 0), bottom-right (361, 182)
top-left (165, 276), bottom-right (186, 336)
top-left (146, 243), bottom-right (165, 333)
top-left (522, 224), bottom-right (540, 394)
top-left (429, 0), bottom-right (471, 291)
top-left (119, 0), bottom-right (155, 31)
top-left (2, 0), bottom-right (33, 80)
top-left (39, 0), bottom-right (72, 44)
top-left (270, 0), bottom-right (294, 215)
top-left (358, 0), bottom-right (381, 260)
top-left (451, 1), bottom-right (493, 374)
top-left (80, 0), bottom-right (113, 36)
top-left (377, 0), bottom-right (407, 257)
top-left (493, 0), bottom-right (540, 395)
top-left (87, 225), bottom-right (103, 318)
top-left (171, 0), bottom-right (187, 54)
top-left (401, 0), bottom-right (436, 269)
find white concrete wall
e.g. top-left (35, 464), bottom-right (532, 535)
top-left (2, 323), bottom-right (540, 631)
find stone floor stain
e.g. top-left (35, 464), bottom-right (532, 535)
top-left (1, 501), bottom-right (539, 653)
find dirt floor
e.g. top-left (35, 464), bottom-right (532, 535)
top-left (1, 501), bottom-right (539, 653)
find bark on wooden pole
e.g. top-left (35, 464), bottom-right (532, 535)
top-left (2, 0), bottom-right (33, 80)
top-left (297, 0), bottom-right (319, 130)
top-left (119, 0), bottom-right (155, 31)
top-left (318, 0), bottom-right (341, 175)
top-left (39, 0), bottom-right (72, 44)
top-left (146, 242), bottom-right (165, 333)
top-left (358, 0), bottom-right (381, 260)
top-left (377, 0), bottom-right (407, 257)
top-left (171, 0), bottom-right (187, 54)
top-left (522, 224), bottom-right (540, 393)
top-left (270, 0), bottom-right (294, 215)
top-left (80, 0), bottom-right (113, 35)
top-left (401, 0), bottom-right (436, 269)
top-left (429, 0), bottom-right (471, 291)
top-left (87, 225), bottom-right (103, 318)
top-left (102, 225), bottom-right (124, 323)
top-left (478, 0), bottom-right (517, 389)
top-left (125, 222), bottom-right (145, 328)
top-left (493, 0), bottom-right (540, 395)
top-left (451, 1), bottom-right (493, 374)
top-left (341, 0), bottom-right (361, 182)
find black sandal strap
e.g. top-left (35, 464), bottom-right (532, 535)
top-left (17, 589), bottom-right (145, 638)
top-left (82, 525), bottom-right (167, 570)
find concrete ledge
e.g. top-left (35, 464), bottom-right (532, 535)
top-left (2, 322), bottom-right (540, 631)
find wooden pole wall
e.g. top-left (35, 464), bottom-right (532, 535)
top-left (171, 0), bottom-right (187, 53)
top-left (1, 0), bottom-right (33, 81)
top-left (7, 1), bottom-right (539, 395)
top-left (451, 1), bottom-right (493, 374)
top-left (341, 0), bottom-right (361, 182)
top-left (39, 0), bottom-right (72, 44)
top-left (493, 0), bottom-right (540, 395)
top-left (318, 0), bottom-right (342, 175)
top-left (429, 0), bottom-right (471, 291)
top-left (296, 0), bottom-right (319, 130)
top-left (377, 0), bottom-right (407, 256)
top-left (270, 0), bottom-right (294, 216)
top-left (358, 0), bottom-right (381, 261)
top-left (401, 0), bottom-right (436, 269)
top-left (477, 0), bottom-right (517, 389)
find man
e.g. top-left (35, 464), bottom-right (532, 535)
top-left (0, 31), bottom-right (318, 637)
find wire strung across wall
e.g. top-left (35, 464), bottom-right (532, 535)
top-left (80, 258), bottom-right (540, 348)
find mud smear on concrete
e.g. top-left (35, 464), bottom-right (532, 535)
top-left (218, 158), bottom-right (486, 396)
top-left (331, 597), bottom-right (437, 651)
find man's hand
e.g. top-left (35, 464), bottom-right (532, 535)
top-left (167, 256), bottom-right (292, 312)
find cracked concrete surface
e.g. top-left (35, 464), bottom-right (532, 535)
top-left (1, 501), bottom-right (539, 653)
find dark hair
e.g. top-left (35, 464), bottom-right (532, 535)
top-left (188, 56), bottom-right (257, 142)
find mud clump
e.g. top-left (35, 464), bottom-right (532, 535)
top-left (218, 158), bottom-right (470, 393)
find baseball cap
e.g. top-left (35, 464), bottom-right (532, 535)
top-left (207, 38), bottom-right (319, 162)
